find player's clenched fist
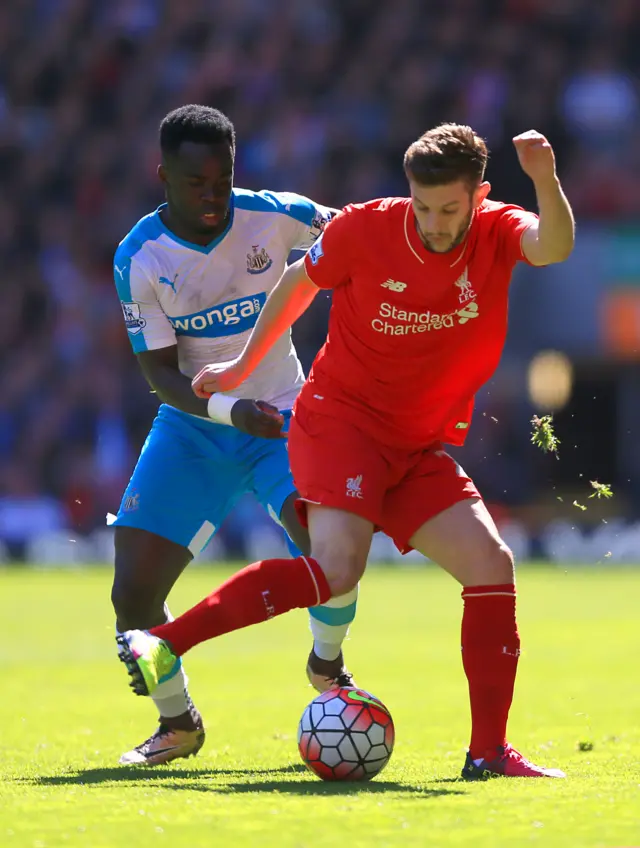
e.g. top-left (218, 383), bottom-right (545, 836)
top-left (230, 399), bottom-right (285, 439)
top-left (512, 130), bottom-right (556, 183)
top-left (191, 360), bottom-right (245, 398)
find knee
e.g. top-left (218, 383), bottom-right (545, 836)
top-left (476, 541), bottom-right (515, 585)
top-left (312, 543), bottom-right (366, 597)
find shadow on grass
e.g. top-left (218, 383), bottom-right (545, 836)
top-left (171, 779), bottom-right (463, 797)
top-left (431, 777), bottom-right (471, 784)
top-left (18, 764), bottom-right (307, 785)
top-left (19, 764), bottom-right (465, 797)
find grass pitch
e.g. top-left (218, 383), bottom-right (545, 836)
top-left (2, 564), bottom-right (639, 847)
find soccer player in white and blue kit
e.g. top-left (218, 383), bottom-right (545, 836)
top-left (112, 106), bottom-right (358, 766)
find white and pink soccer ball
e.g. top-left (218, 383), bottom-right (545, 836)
top-left (298, 687), bottom-right (395, 781)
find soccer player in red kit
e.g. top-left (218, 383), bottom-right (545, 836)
top-left (117, 125), bottom-right (574, 778)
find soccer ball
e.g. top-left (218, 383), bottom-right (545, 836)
top-left (297, 687), bottom-right (395, 781)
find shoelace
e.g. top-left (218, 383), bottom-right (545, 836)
top-left (333, 671), bottom-right (354, 687)
top-left (495, 745), bottom-right (527, 766)
top-left (134, 724), bottom-right (172, 753)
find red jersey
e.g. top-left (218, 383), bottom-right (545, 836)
top-left (300, 196), bottom-right (537, 450)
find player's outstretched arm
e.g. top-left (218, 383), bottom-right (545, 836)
top-left (192, 258), bottom-right (319, 397)
top-left (137, 347), bottom-right (284, 437)
top-left (513, 131), bottom-right (575, 266)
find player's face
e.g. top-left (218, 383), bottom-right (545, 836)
top-left (409, 179), bottom-right (490, 253)
top-left (159, 141), bottom-right (234, 241)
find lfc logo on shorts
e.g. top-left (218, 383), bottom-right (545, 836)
top-left (454, 267), bottom-right (476, 304)
top-left (247, 245), bottom-right (273, 275)
top-left (346, 474), bottom-right (364, 499)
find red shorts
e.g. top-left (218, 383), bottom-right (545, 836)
top-left (288, 404), bottom-right (480, 554)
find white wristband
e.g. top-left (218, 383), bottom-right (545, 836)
top-left (207, 393), bottom-right (239, 426)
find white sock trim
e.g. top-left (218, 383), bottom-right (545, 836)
top-left (301, 555), bottom-right (321, 606)
top-left (116, 605), bottom-right (191, 717)
top-left (313, 641), bottom-right (342, 662)
top-left (315, 585), bottom-right (358, 609)
top-left (461, 591), bottom-right (516, 599)
top-left (152, 686), bottom-right (191, 718)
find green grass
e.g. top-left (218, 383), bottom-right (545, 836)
top-left (2, 564), bottom-right (639, 848)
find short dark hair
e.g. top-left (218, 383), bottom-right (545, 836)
top-left (159, 105), bottom-right (236, 157)
top-left (403, 124), bottom-right (488, 189)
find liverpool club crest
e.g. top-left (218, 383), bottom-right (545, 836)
top-left (454, 267), bottom-right (476, 304)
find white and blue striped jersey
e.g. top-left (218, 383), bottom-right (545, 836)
top-left (114, 188), bottom-right (332, 412)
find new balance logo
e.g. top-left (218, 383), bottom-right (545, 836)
top-left (346, 475), bottom-right (363, 499)
top-left (381, 279), bottom-right (407, 292)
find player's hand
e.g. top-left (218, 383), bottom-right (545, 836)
top-left (192, 360), bottom-right (245, 398)
top-left (230, 399), bottom-right (285, 439)
top-left (513, 130), bottom-right (557, 183)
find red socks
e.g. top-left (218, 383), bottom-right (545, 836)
top-left (461, 583), bottom-right (520, 760)
top-left (147, 558), bottom-right (518, 762)
top-left (150, 556), bottom-right (330, 656)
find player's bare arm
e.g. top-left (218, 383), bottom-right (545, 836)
top-left (192, 258), bottom-right (319, 397)
top-left (137, 345), bottom-right (284, 438)
top-left (138, 345), bottom-right (210, 416)
top-left (513, 130), bottom-right (575, 266)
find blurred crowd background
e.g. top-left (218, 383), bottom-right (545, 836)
top-left (1, 0), bottom-right (639, 564)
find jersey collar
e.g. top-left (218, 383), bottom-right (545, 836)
top-left (403, 200), bottom-right (471, 269)
top-left (155, 194), bottom-right (235, 254)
